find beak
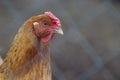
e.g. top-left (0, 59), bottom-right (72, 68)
top-left (54, 27), bottom-right (64, 35)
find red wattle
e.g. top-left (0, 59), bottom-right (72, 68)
top-left (41, 33), bottom-right (53, 43)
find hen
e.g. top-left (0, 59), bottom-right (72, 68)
top-left (0, 11), bottom-right (63, 80)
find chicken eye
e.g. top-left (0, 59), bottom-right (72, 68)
top-left (43, 22), bottom-right (48, 26)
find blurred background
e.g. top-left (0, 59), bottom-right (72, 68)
top-left (0, 0), bottom-right (120, 80)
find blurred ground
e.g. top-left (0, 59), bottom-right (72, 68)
top-left (0, 0), bottom-right (120, 80)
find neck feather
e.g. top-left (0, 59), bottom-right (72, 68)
top-left (1, 24), bottom-right (51, 80)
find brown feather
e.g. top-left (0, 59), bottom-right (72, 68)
top-left (0, 14), bottom-right (52, 80)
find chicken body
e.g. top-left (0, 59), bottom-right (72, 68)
top-left (0, 12), bottom-right (63, 80)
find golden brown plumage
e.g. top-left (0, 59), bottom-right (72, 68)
top-left (0, 12), bottom-right (63, 80)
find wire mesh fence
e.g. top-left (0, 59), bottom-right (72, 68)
top-left (0, 0), bottom-right (120, 80)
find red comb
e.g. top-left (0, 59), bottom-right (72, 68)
top-left (44, 11), bottom-right (61, 27)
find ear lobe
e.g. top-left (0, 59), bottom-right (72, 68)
top-left (33, 22), bottom-right (41, 31)
top-left (33, 22), bottom-right (39, 28)
top-left (33, 22), bottom-right (41, 37)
